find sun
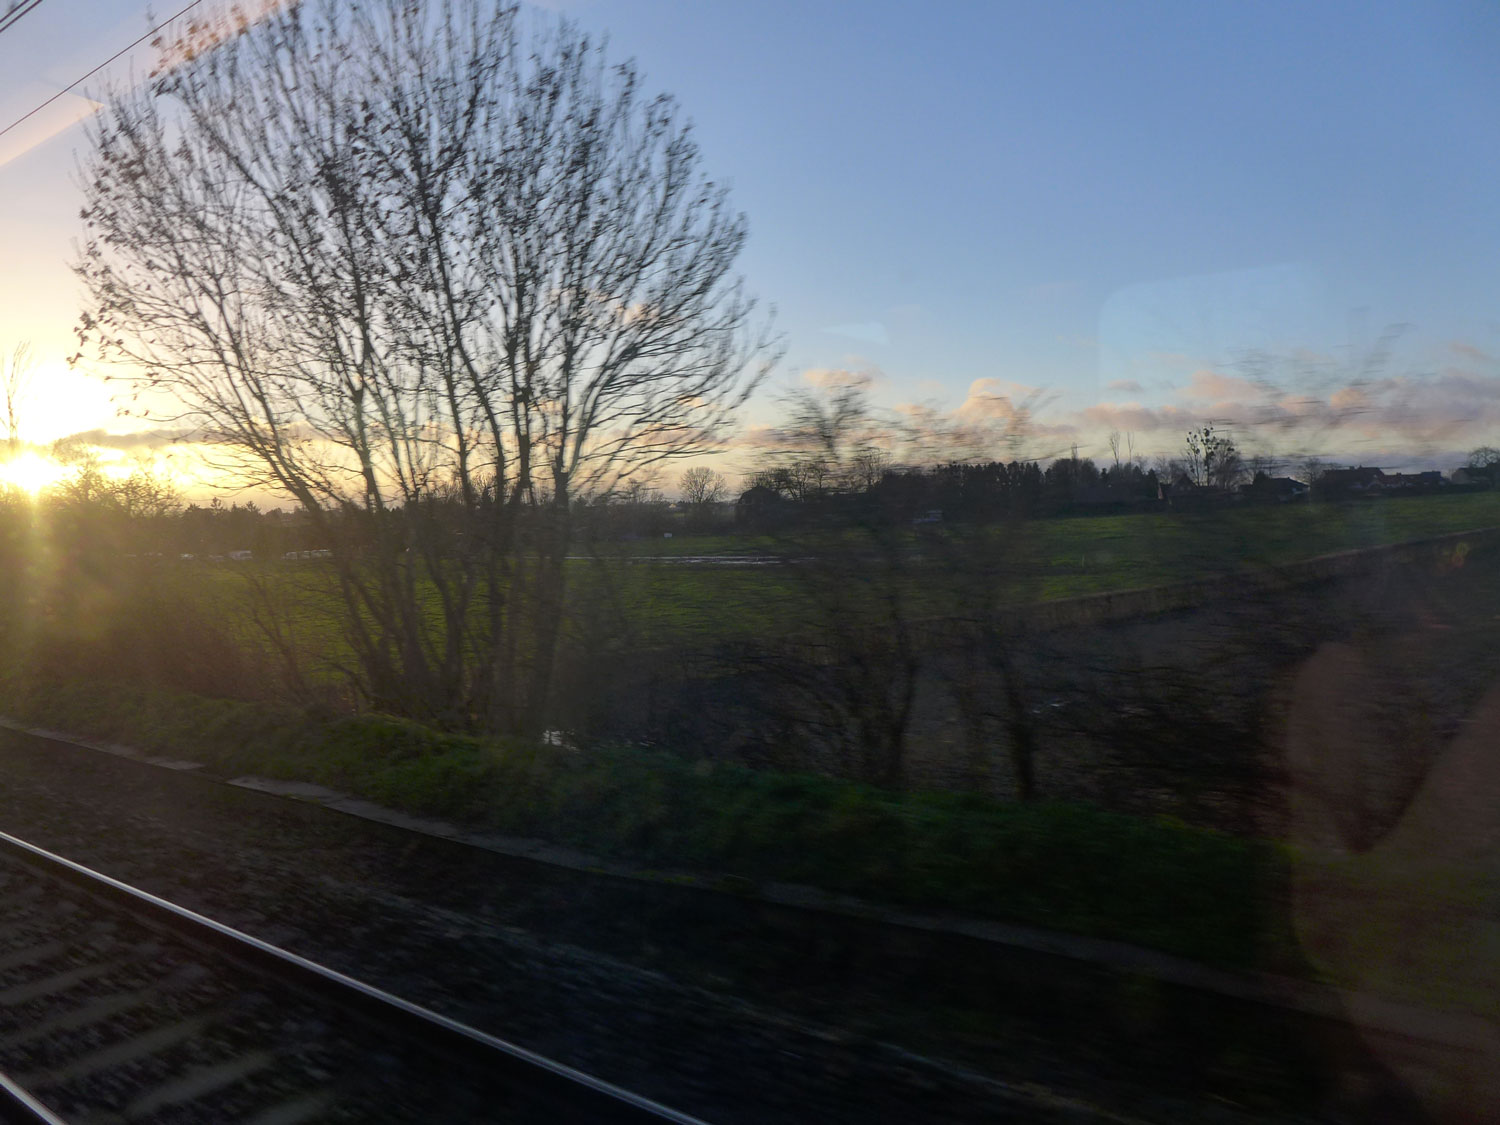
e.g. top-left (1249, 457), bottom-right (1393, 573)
top-left (0, 451), bottom-right (67, 496)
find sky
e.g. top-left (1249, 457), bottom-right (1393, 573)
top-left (0, 0), bottom-right (1497, 498)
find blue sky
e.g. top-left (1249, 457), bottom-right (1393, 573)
top-left (0, 0), bottom-right (1496, 484)
top-left (572, 0), bottom-right (1500, 467)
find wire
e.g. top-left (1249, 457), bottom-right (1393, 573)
top-left (0, 0), bottom-right (207, 141)
top-left (0, 0), bottom-right (48, 38)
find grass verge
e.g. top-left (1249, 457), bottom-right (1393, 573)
top-left (0, 672), bottom-right (1297, 975)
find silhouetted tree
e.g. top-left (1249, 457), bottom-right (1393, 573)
top-left (2, 341), bottom-right (32, 455)
top-left (679, 466), bottom-right (727, 507)
top-left (1184, 425), bottom-right (1240, 489)
top-left (75, 1), bottom-right (776, 731)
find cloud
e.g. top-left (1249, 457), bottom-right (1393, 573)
top-left (759, 351), bottom-right (1500, 474)
top-left (1180, 369), bottom-right (1268, 401)
top-left (801, 366), bottom-right (881, 390)
top-left (730, 423), bottom-right (785, 453)
top-left (54, 426), bottom-right (198, 453)
top-left (1076, 402), bottom-right (1200, 434)
top-left (0, 90), bottom-right (101, 168)
top-left (888, 395), bottom-right (1076, 465)
top-left (952, 379), bottom-right (1072, 437)
top-left (958, 377), bottom-right (1043, 407)
top-left (958, 394), bottom-right (1027, 424)
top-left (1067, 366), bottom-right (1500, 461)
top-left (1, 0), bottom-right (295, 169)
top-left (1328, 386), bottom-right (1370, 411)
top-left (1452, 342), bottom-right (1493, 364)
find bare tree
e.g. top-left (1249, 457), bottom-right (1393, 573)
top-left (848, 448), bottom-right (891, 492)
top-left (619, 473), bottom-right (663, 506)
top-left (1299, 457), bottom-right (1322, 482)
top-left (74, 1), bottom-right (776, 731)
top-left (1184, 424), bottom-right (1239, 489)
top-left (679, 466), bottom-right (726, 506)
top-left (751, 381), bottom-right (906, 501)
top-left (2, 341), bottom-right (32, 454)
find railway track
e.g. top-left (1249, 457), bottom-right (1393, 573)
top-left (0, 829), bottom-right (707, 1124)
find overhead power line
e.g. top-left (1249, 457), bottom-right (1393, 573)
top-left (0, 0), bottom-right (47, 38)
top-left (0, 0), bottom-right (207, 142)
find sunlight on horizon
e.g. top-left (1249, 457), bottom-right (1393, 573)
top-left (0, 451), bottom-right (67, 495)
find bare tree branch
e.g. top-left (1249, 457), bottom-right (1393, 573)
top-left (74, 0), bottom-right (778, 731)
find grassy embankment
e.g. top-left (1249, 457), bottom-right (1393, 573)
top-left (0, 673), bottom-right (1290, 974)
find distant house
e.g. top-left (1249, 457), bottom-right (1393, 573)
top-left (1393, 470), bottom-right (1444, 490)
top-left (1363, 470), bottom-right (1444, 492)
top-left (1156, 472), bottom-right (1194, 502)
top-left (1316, 466), bottom-right (1387, 495)
top-left (1315, 465), bottom-right (1446, 498)
top-left (1159, 473), bottom-right (1230, 510)
top-left (1451, 465), bottom-right (1496, 487)
top-left (1244, 474), bottom-right (1309, 503)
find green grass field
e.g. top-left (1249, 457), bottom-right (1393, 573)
top-left (20, 492), bottom-right (1499, 685)
top-left (572, 493), bottom-right (1500, 641)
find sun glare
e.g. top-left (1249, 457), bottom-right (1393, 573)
top-left (0, 452), bottom-right (67, 496)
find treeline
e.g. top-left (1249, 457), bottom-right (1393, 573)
top-left (0, 476), bottom-right (317, 563)
top-left (742, 457), bottom-right (1162, 527)
top-left (873, 458), bottom-right (1160, 519)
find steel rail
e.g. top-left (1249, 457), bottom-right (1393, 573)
top-left (0, 1067), bottom-right (67, 1125)
top-left (0, 828), bottom-right (711, 1124)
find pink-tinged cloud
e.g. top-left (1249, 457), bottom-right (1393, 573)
top-left (1181, 369), bottom-right (1269, 401)
top-left (800, 366), bottom-right (880, 390)
top-left (957, 377), bottom-right (1045, 411)
top-left (2, 1), bottom-right (297, 169)
top-left (0, 91), bottom-right (101, 168)
top-left (958, 391), bottom-right (1028, 423)
top-left (1076, 402), bottom-right (1201, 434)
top-left (1452, 342), bottom-right (1494, 364)
top-left (1069, 368), bottom-right (1500, 456)
top-left (723, 423), bottom-right (782, 453)
top-left (953, 379), bottom-right (1071, 440)
top-left (1329, 386), bottom-right (1371, 411)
